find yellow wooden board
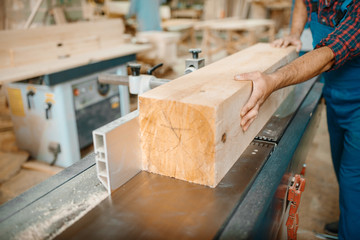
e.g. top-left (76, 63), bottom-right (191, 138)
top-left (7, 88), bottom-right (25, 117)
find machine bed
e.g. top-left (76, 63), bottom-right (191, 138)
top-left (0, 78), bottom-right (323, 240)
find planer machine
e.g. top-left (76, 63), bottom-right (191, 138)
top-left (0, 49), bottom-right (323, 239)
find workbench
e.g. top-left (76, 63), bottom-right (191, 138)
top-left (196, 18), bottom-right (275, 60)
top-left (162, 19), bottom-right (198, 49)
top-left (0, 77), bottom-right (323, 239)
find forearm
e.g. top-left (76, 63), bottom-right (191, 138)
top-left (269, 46), bottom-right (335, 90)
top-left (290, 0), bottom-right (308, 37)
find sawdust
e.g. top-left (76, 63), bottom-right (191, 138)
top-left (13, 190), bottom-right (108, 240)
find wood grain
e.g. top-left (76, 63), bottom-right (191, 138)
top-left (0, 19), bottom-right (125, 69)
top-left (0, 44), bottom-right (151, 83)
top-left (139, 43), bottom-right (297, 187)
top-left (0, 19), bottom-right (153, 83)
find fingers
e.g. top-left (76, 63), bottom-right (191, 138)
top-left (242, 116), bottom-right (256, 132)
top-left (240, 93), bottom-right (257, 117)
top-left (234, 71), bottom-right (263, 84)
top-left (271, 39), bottom-right (284, 48)
top-left (234, 72), bottom-right (256, 81)
top-left (240, 89), bottom-right (262, 131)
top-left (240, 105), bottom-right (259, 131)
top-left (271, 36), bottom-right (302, 51)
top-left (234, 71), bottom-right (263, 117)
top-left (283, 38), bottom-right (290, 48)
top-left (233, 71), bottom-right (268, 131)
top-left (272, 38), bottom-right (290, 48)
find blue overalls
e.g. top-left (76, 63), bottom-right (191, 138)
top-left (309, 0), bottom-right (360, 238)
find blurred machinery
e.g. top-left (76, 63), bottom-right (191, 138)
top-left (6, 57), bottom-right (133, 167)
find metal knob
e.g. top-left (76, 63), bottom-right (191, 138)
top-left (128, 63), bottom-right (141, 76)
top-left (189, 49), bottom-right (202, 59)
top-left (147, 63), bottom-right (163, 75)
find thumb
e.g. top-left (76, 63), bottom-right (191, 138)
top-left (234, 72), bottom-right (255, 81)
top-left (234, 73), bottom-right (246, 81)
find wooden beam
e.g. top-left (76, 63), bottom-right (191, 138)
top-left (0, 19), bottom-right (154, 84)
top-left (1, 19), bottom-right (125, 57)
top-left (22, 161), bottom-right (63, 175)
top-left (24, 0), bottom-right (44, 29)
top-left (139, 43), bottom-right (297, 187)
top-left (0, 44), bottom-right (151, 83)
top-left (51, 7), bottom-right (67, 25)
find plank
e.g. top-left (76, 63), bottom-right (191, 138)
top-left (139, 43), bottom-right (297, 187)
top-left (22, 161), bottom-right (64, 175)
top-left (203, 0), bottom-right (227, 20)
top-left (0, 19), bottom-right (124, 49)
top-left (9, 35), bottom-right (101, 66)
top-left (52, 7), bottom-right (67, 25)
top-left (0, 43), bottom-right (152, 83)
top-left (161, 19), bottom-right (198, 30)
top-left (0, 19), bottom-right (125, 68)
top-left (0, 151), bottom-right (29, 184)
top-left (210, 19), bottom-right (275, 30)
top-left (24, 0), bottom-right (44, 29)
top-left (104, 1), bottom-right (130, 15)
top-left (0, 49), bottom-right (12, 68)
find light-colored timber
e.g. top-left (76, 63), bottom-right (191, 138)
top-left (139, 43), bottom-right (297, 187)
top-left (0, 19), bottom-right (151, 83)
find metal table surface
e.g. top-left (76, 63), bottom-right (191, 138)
top-left (55, 78), bottom-right (323, 239)
top-left (57, 142), bottom-right (274, 239)
top-left (0, 78), bottom-right (322, 240)
top-left (220, 81), bottom-right (323, 239)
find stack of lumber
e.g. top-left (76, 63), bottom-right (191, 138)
top-left (139, 43), bottom-right (297, 187)
top-left (0, 19), bottom-right (125, 69)
top-left (0, 19), bottom-right (152, 84)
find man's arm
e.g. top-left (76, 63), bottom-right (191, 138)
top-left (271, 0), bottom-right (308, 52)
top-left (316, 2), bottom-right (360, 69)
top-left (235, 46), bottom-right (334, 131)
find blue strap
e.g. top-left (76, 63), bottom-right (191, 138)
top-left (332, 0), bottom-right (353, 26)
top-left (311, 0), bottom-right (352, 26)
top-left (341, 0), bottom-right (352, 12)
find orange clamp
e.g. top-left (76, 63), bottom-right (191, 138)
top-left (286, 174), bottom-right (305, 240)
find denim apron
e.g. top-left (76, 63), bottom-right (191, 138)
top-left (309, 0), bottom-right (360, 238)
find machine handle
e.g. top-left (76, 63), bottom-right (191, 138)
top-left (189, 48), bottom-right (202, 59)
top-left (26, 90), bottom-right (35, 109)
top-left (128, 63), bottom-right (141, 76)
top-left (45, 102), bottom-right (52, 120)
top-left (147, 63), bottom-right (163, 75)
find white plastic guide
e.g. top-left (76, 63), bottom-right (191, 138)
top-left (93, 110), bottom-right (142, 195)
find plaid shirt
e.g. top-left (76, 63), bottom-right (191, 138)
top-left (303, 0), bottom-right (360, 69)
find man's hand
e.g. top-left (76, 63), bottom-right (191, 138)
top-left (234, 72), bottom-right (276, 131)
top-left (271, 35), bottom-right (302, 52)
top-left (234, 46), bottom-right (334, 132)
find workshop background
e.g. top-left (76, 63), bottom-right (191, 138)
top-left (0, 0), bottom-right (338, 239)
